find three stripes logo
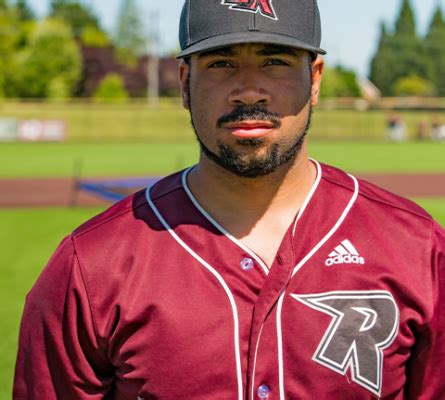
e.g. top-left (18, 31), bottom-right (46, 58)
top-left (325, 239), bottom-right (365, 267)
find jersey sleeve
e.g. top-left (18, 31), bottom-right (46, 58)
top-left (13, 236), bottom-right (114, 399)
top-left (406, 221), bottom-right (445, 398)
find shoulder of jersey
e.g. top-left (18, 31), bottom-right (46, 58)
top-left (72, 164), bottom-right (434, 237)
top-left (320, 162), bottom-right (433, 222)
top-left (72, 170), bottom-right (184, 239)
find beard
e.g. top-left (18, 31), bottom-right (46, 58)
top-left (187, 78), bottom-right (312, 179)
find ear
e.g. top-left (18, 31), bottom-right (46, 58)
top-left (310, 57), bottom-right (324, 107)
top-left (179, 60), bottom-right (190, 110)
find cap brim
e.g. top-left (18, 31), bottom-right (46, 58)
top-left (177, 31), bottom-right (326, 59)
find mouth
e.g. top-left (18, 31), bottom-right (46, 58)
top-left (224, 121), bottom-right (276, 139)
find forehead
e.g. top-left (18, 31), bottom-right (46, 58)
top-left (195, 43), bottom-right (305, 59)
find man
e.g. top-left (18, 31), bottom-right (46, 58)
top-left (14, 0), bottom-right (444, 399)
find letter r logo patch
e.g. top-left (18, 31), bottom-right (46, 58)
top-left (221, 0), bottom-right (277, 20)
top-left (291, 291), bottom-right (399, 396)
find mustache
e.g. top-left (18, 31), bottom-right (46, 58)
top-left (216, 106), bottom-right (282, 129)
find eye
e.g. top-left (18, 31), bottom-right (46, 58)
top-left (208, 60), bottom-right (233, 69)
top-left (264, 59), bottom-right (290, 67)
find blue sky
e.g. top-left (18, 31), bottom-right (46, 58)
top-left (28, 0), bottom-right (444, 77)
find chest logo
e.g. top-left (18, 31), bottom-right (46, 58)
top-left (221, 0), bottom-right (278, 21)
top-left (325, 239), bottom-right (365, 266)
top-left (291, 291), bottom-right (399, 396)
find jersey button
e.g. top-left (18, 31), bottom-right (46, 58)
top-left (240, 257), bottom-right (254, 271)
top-left (257, 384), bottom-right (270, 399)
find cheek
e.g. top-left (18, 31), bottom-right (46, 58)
top-left (188, 82), bottom-right (226, 148)
top-left (271, 87), bottom-right (310, 117)
top-left (279, 99), bottom-right (312, 138)
top-left (268, 72), bottom-right (312, 114)
top-left (190, 79), bottom-right (229, 126)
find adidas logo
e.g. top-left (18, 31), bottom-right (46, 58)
top-left (325, 239), bottom-right (365, 267)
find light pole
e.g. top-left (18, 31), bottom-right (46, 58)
top-left (147, 11), bottom-right (160, 107)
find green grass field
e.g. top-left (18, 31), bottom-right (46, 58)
top-left (414, 198), bottom-right (445, 223)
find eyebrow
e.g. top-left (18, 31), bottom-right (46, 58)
top-left (197, 45), bottom-right (301, 59)
top-left (198, 47), bottom-right (239, 58)
top-left (255, 45), bottom-right (301, 57)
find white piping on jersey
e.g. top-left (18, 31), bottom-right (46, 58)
top-left (276, 173), bottom-right (360, 400)
top-left (146, 186), bottom-right (244, 400)
top-left (292, 159), bottom-right (322, 237)
top-left (250, 324), bottom-right (265, 400)
top-left (182, 167), bottom-right (270, 276)
top-left (250, 159), bottom-right (322, 400)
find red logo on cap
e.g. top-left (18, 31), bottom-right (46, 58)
top-left (221, 0), bottom-right (277, 20)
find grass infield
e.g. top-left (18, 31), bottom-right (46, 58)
top-left (1, 201), bottom-right (444, 397)
top-left (0, 141), bottom-right (444, 178)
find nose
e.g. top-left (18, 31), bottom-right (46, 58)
top-left (228, 70), bottom-right (271, 107)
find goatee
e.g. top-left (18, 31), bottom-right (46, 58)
top-left (191, 105), bottom-right (312, 179)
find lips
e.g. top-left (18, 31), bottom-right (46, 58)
top-left (224, 121), bottom-right (275, 138)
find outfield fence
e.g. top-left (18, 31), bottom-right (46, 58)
top-left (1, 98), bottom-right (445, 142)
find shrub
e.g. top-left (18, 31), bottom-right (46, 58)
top-left (393, 75), bottom-right (435, 96)
top-left (93, 73), bottom-right (129, 103)
top-left (47, 77), bottom-right (70, 102)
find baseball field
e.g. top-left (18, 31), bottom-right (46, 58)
top-left (1, 104), bottom-right (445, 397)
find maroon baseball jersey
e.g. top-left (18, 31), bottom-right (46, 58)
top-left (14, 161), bottom-right (445, 399)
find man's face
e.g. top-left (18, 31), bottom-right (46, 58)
top-left (180, 43), bottom-right (324, 178)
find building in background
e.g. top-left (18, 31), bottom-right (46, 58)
top-left (79, 46), bottom-right (180, 98)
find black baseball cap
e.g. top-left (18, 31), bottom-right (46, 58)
top-left (177, 0), bottom-right (326, 59)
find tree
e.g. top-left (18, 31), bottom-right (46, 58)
top-left (426, 5), bottom-right (445, 41)
top-left (14, 18), bottom-right (82, 98)
top-left (424, 5), bottom-right (445, 95)
top-left (114, 0), bottom-right (146, 65)
top-left (395, 0), bottom-right (416, 36)
top-left (320, 67), bottom-right (342, 98)
top-left (391, 0), bottom-right (432, 87)
top-left (15, 0), bottom-right (34, 21)
top-left (13, 0), bottom-right (37, 50)
top-left (81, 25), bottom-right (110, 47)
top-left (0, 4), bottom-right (21, 96)
top-left (320, 66), bottom-right (361, 98)
top-left (369, 22), bottom-right (398, 95)
top-left (49, 0), bottom-right (102, 38)
top-left (369, 0), bottom-right (433, 95)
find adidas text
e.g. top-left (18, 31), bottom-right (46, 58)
top-left (325, 254), bottom-right (365, 266)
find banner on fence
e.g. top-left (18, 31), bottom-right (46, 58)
top-left (17, 120), bottom-right (67, 142)
top-left (0, 118), bottom-right (67, 142)
top-left (0, 118), bottom-right (18, 141)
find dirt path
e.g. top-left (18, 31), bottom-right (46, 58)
top-left (358, 173), bottom-right (445, 198)
top-left (0, 174), bottom-right (444, 208)
top-left (0, 178), bottom-right (108, 207)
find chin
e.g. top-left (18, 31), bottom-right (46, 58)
top-left (235, 138), bottom-right (265, 147)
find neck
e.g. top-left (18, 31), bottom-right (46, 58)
top-left (187, 142), bottom-right (317, 220)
